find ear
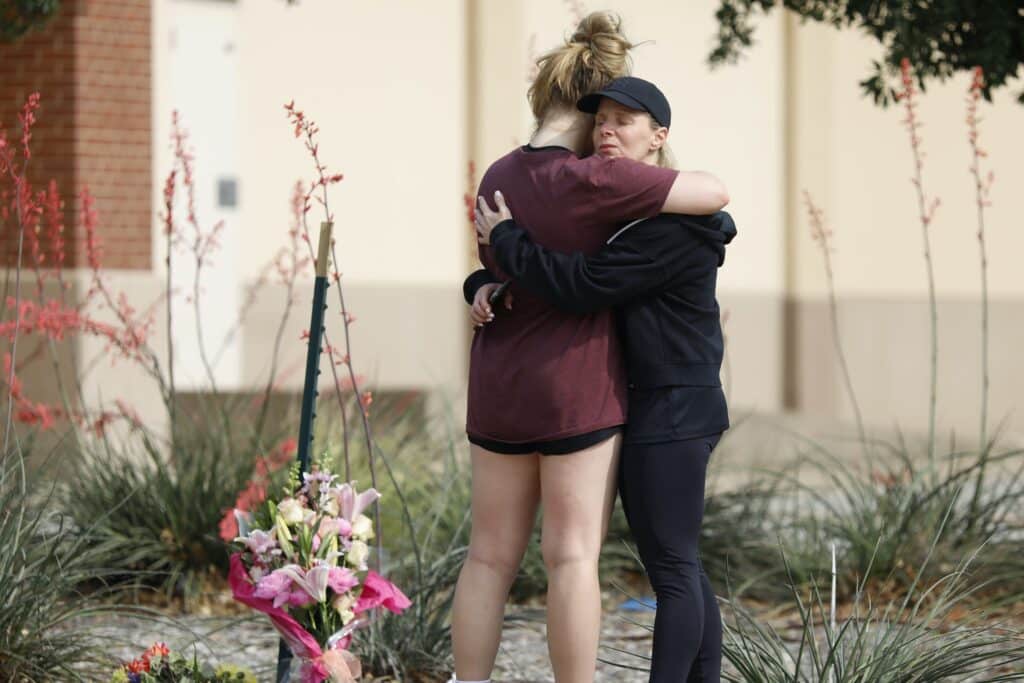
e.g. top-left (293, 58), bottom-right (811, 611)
top-left (649, 126), bottom-right (668, 152)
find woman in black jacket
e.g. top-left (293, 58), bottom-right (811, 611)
top-left (466, 77), bottom-right (736, 683)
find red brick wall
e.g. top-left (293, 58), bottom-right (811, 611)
top-left (0, 0), bottom-right (152, 271)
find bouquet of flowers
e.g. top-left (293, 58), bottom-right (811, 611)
top-left (109, 643), bottom-right (256, 682)
top-left (229, 467), bottom-right (410, 683)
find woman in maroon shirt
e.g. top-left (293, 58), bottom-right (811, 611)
top-left (450, 13), bottom-right (729, 683)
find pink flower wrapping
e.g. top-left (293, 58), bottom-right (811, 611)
top-left (355, 570), bottom-right (412, 615)
top-left (230, 554), bottom-right (361, 682)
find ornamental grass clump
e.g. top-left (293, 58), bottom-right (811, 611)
top-left (0, 447), bottom-right (122, 682)
top-left (776, 436), bottom-right (1024, 604)
top-left (720, 543), bottom-right (1024, 682)
top-left (66, 410), bottom-right (294, 601)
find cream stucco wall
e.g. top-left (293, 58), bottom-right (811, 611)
top-left (790, 20), bottom-right (1024, 299)
top-left (786, 18), bottom-right (1024, 440)
top-left (145, 0), bottom-right (471, 401)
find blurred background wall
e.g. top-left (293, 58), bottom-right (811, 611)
top-left (2, 0), bottom-right (1021, 445)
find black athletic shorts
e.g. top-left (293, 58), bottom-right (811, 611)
top-left (467, 425), bottom-right (622, 456)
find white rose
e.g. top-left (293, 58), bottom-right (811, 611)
top-left (332, 592), bottom-right (357, 623)
top-left (351, 514), bottom-right (374, 540)
top-left (347, 540), bottom-right (369, 569)
top-left (277, 498), bottom-right (305, 526)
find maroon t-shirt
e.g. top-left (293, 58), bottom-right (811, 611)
top-left (467, 146), bottom-right (678, 442)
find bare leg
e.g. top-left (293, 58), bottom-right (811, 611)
top-left (451, 445), bottom-right (541, 680)
top-left (540, 434), bottom-right (621, 683)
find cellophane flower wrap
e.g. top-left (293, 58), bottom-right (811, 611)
top-left (229, 467), bottom-right (410, 683)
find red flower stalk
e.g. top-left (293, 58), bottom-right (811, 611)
top-left (462, 160), bottom-right (477, 225)
top-left (0, 297), bottom-right (150, 363)
top-left (0, 130), bottom-right (9, 176)
top-left (2, 353), bottom-right (65, 430)
top-left (22, 188), bottom-right (45, 282)
top-left (802, 191), bottom-right (867, 447)
top-left (18, 93), bottom-right (40, 163)
top-left (966, 66), bottom-right (996, 500)
top-left (804, 190), bottom-right (832, 247)
top-left (80, 187), bottom-right (102, 274)
top-left (170, 111), bottom-right (199, 236)
top-left (966, 67), bottom-right (994, 211)
top-left (283, 101), bottom-right (343, 223)
top-left (285, 98), bottom-right (384, 547)
top-left (160, 170), bottom-right (177, 240)
top-left (44, 180), bottom-right (65, 271)
top-left (897, 58), bottom-right (940, 460)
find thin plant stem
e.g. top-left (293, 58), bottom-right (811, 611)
top-left (966, 67), bottom-right (994, 529)
top-left (2, 178), bottom-right (27, 455)
top-left (191, 247), bottom-right (219, 395)
top-left (1, 99), bottom-right (36, 455)
top-left (803, 191), bottom-right (867, 449)
top-left (286, 101), bottom-right (381, 563)
top-left (51, 217), bottom-right (90, 419)
top-left (171, 113), bottom-right (222, 400)
top-left (254, 183), bottom-right (309, 451)
top-left (899, 60), bottom-right (940, 464)
top-left (331, 270), bottom-right (380, 557)
top-left (162, 169), bottom-right (177, 429)
top-left (253, 266), bottom-right (297, 449)
top-left (13, 199), bottom-right (79, 433)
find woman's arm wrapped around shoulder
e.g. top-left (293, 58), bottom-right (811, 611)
top-left (661, 171), bottom-right (730, 215)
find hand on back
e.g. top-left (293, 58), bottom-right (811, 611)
top-left (475, 191), bottom-right (512, 245)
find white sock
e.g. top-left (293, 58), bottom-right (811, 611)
top-left (451, 677), bottom-right (491, 683)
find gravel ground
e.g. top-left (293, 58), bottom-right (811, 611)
top-left (76, 605), bottom-right (658, 682)
top-left (80, 599), bottom-right (1023, 682)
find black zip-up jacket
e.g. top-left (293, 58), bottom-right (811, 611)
top-left (465, 211), bottom-right (736, 443)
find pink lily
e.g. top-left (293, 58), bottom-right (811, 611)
top-left (278, 564), bottom-right (332, 604)
top-left (236, 528), bottom-right (277, 557)
top-left (319, 516), bottom-right (352, 539)
top-left (334, 484), bottom-right (380, 523)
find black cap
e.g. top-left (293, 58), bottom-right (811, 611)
top-left (577, 76), bottom-right (671, 128)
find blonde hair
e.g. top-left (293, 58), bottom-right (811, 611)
top-left (527, 11), bottom-right (633, 124)
top-left (650, 118), bottom-right (677, 169)
top-left (656, 144), bottom-right (677, 169)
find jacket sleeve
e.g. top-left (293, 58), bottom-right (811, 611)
top-left (489, 219), bottom-right (676, 314)
top-left (462, 268), bottom-right (501, 304)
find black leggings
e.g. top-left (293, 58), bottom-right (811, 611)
top-left (619, 434), bottom-right (722, 683)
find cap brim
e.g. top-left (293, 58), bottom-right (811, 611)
top-left (577, 90), bottom-right (649, 116)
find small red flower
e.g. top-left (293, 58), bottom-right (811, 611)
top-left (144, 642), bottom-right (170, 661)
top-left (126, 658), bottom-right (150, 673)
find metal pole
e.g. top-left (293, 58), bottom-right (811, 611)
top-left (275, 221), bottom-right (333, 681)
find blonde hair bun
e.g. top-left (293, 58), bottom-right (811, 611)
top-left (528, 11), bottom-right (634, 123)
